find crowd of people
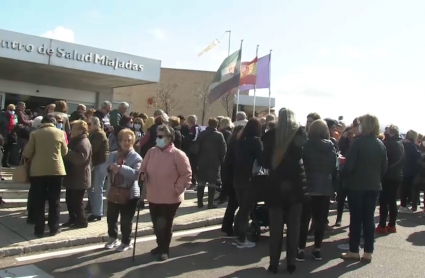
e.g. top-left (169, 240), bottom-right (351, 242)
top-left (0, 99), bottom-right (424, 275)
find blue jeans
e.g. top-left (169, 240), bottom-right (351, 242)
top-left (347, 190), bottom-right (379, 253)
top-left (88, 163), bottom-right (107, 217)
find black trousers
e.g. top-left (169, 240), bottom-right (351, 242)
top-left (2, 140), bottom-right (13, 166)
top-left (347, 190), bottom-right (379, 253)
top-left (400, 176), bottom-right (415, 207)
top-left (221, 187), bottom-right (238, 235)
top-left (188, 154), bottom-right (198, 184)
top-left (149, 202), bottom-right (181, 254)
top-left (29, 176), bottom-right (62, 235)
top-left (299, 195), bottom-right (330, 249)
top-left (234, 183), bottom-right (257, 242)
top-left (65, 189), bottom-right (87, 224)
top-left (411, 177), bottom-right (422, 210)
top-left (379, 181), bottom-right (400, 227)
top-left (336, 188), bottom-right (348, 222)
top-left (27, 183), bottom-right (36, 222)
top-left (269, 203), bottom-right (302, 267)
top-left (107, 199), bottom-right (138, 245)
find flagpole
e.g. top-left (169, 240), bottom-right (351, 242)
top-left (253, 45), bottom-right (259, 117)
top-left (268, 49), bottom-right (272, 115)
top-left (226, 30), bottom-right (231, 56)
top-left (236, 39), bottom-right (243, 113)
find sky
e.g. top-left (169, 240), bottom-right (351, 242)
top-left (1, 0), bottom-right (424, 132)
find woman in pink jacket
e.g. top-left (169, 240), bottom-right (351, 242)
top-left (140, 124), bottom-right (192, 261)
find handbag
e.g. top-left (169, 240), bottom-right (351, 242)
top-left (250, 160), bottom-right (268, 185)
top-left (13, 157), bottom-right (29, 183)
top-left (107, 156), bottom-right (130, 204)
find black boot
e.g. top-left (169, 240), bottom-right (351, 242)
top-left (208, 187), bottom-right (217, 209)
top-left (197, 186), bottom-right (205, 208)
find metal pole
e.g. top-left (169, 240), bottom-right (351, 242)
top-left (253, 45), bottom-right (259, 117)
top-left (236, 39), bottom-right (243, 113)
top-left (226, 30), bottom-right (231, 56)
top-left (268, 49), bottom-right (272, 115)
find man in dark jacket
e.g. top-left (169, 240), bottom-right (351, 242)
top-left (93, 101), bottom-right (112, 131)
top-left (69, 104), bottom-right (87, 122)
top-left (377, 124), bottom-right (404, 233)
top-left (196, 118), bottom-right (227, 209)
top-left (109, 102), bottom-right (129, 129)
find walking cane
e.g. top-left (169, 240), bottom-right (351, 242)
top-left (132, 176), bottom-right (144, 262)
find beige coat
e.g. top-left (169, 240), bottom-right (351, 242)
top-left (23, 123), bottom-right (68, 177)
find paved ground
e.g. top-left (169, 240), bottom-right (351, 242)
top-left (1, 207), bottom-right (425, 277)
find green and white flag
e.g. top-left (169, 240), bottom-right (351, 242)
top-left (208, 49), bottom-right (241, 104)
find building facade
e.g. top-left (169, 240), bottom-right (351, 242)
top-left (113, 68), bottom-right (232, 125)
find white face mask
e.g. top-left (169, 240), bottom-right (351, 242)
top-left (134, 124), bottom-right (141, 130)
top-left (422, 141), bottom-right (425, 146)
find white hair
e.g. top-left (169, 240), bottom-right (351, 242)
top-left (32, 116), bottom-right (43, 129)
top-left (102, 101), bottom-right (112, 109)
top-left (236, 111), bottom-right (247, 120)
top-left (120, 102), bottom-right (130, 109)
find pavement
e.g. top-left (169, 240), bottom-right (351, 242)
top-left (0, 167), bottom-right (226, 257)
top-left (1, 209), bottom-right (425, 277)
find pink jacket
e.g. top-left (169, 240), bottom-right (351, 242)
top-left (140, 144), bottom-right (192, 204)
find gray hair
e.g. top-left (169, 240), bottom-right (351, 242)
top-left (236, 111), bottom-right (247, 120)
top-left (157, 124), bottom-right (175, 142)
top-left (154, 109), bottom-right (164, 117)
top-left (102, 101), bottom-right (112, 109)
top-left (91, 116), bottom-right (101, 129)
top-left (119, 102), bottom-right (130, 109)
top-left (272, 108), bottom-right (300, 169)
top-left (17, 101), bottom-right (26, 107)
top-left (187, 115), bottom-right (197, 124)
top-left (266, 114), bottom-right (276, 123)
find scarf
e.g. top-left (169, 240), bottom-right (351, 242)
top-left (7, 113), bottom-right (15, 134)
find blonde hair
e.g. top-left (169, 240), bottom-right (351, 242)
top-left (308, 120), bottom-right (330, 140)
top-left (220, 117), bottom-right (234, 130)
top-left (45, 104), bottom-right (56, 113)
top-left (118, 128), bottom-right (136, 145)
top-left (71, 120), bottom-right (88, 134)
top-left (406, 129), bottom-right (419, 142)
top-left (144, 117), bottom-right (155, 132)
top-left (169, 116), bottom-right (180, 127)
top-left (359, 114), bottom-right (380, 136)
top-left (85, 108), bottom-right (96, 118)
top-left (6, 104), bottom-right (15, 111)
top-left (272, 108), bottom-right (299, 169)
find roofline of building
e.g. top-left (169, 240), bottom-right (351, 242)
top-left (161, 67), bottom-right (215, 74)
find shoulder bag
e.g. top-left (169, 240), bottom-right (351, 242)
top-left (13, 157), bottom-right (30, 183)
top-left (107, 155), bottom-right (130, 204)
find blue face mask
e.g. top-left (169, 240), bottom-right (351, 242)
top-left (56, 123), bottom-right (63, 130)
top-left (156, 138), bottom-right (166, 148)
top-left (8, 110), bottom-right (15, 115)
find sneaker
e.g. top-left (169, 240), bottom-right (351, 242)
top-left (159, 253), bottom-right (169, 261)
top-left (296, 251), bottom-right (305, 262)
top-left (105, 238), bottom-right (120, 249)
top-left (386, 225), bottom-right (397, 233)
top-left (236, 240), bottom-right (256, 249)
top-left (312, 250), bottom-right (322, 261)
top-left (335, 220), bottom-right (342, 227)
top-left (340, 252), bottom-right (360, 260)
top-left (399, 206), bottom-right (413, 214)
top-left (116, 243), bottom-right (133, 252)
top-left (361, 252), bottom-right (372, 263)
top-left (375, 225), bottom-right (388, 235)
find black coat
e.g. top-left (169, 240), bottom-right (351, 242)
top-left (383, 136), bottom-right (404, 182)
top-left (261, 127), bottom-right (307, 208)
top-left (231, 135), bottom-right (263, 186)
top-left (196, 127), bottom-right (227, 184)
top-left (220, 127), bottom-right (232, 145)
top-left (303, 139), bottom-right (337, 196)
top-left (402, 140), bottom-right (421, 178)
top-left (139, 123), bottom-right (159, 158)
top-left (173, 126), bottom-right (183, 150)
top-left (341, 135), bottom-right (387, 191)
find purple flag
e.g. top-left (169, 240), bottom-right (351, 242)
top-left (239, 54), bottom-right (270, 90)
